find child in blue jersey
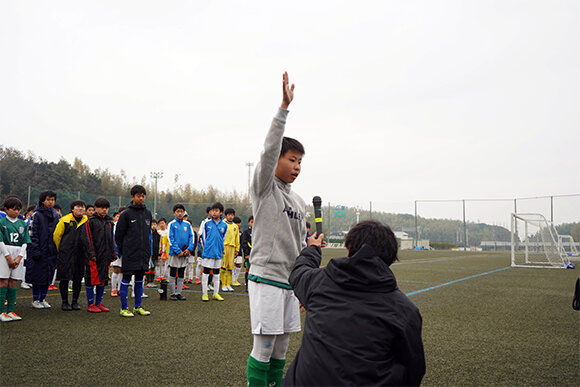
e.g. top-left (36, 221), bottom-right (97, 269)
top-left (167, 204), bottom-right (195, 301)
top-left (0, 196), bottom-right (31, 322)
top-left (200, 202), bottom-right (227, 302)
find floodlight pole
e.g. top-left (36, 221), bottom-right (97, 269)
top-left (550, 196), bottom-right (553, 223)
top-left (414, 200), bottom-right (418, 248)
top-left (246, 162), bottom-right (254, 202)
top-left (463, 199), bottom-right (467, 250)
top-left (150, 171), bottom-right (163, 218)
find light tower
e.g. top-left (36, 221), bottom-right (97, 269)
top-left (150, 171), bottom-right (164, 218)
top-left (246, 162), bottom-right (254, 201)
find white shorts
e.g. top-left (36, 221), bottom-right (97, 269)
top-left (0, 245), bottom-right (26, 280)
top-left (234, 256), bottom-right (243, 265)
top-left (248, 281), bottom-right (301, 335)
top-left (111, 257), bottom-right (122, 267)
top-left (201, 258), bottom-right (222, 269)
top-left (167, 255), bottom-right (187, 268)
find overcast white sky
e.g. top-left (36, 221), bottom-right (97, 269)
top-left (1, 1), bottom-right (578, 225)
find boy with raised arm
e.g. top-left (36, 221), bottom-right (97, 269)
top-left (246, 72), bottom-right (307, 387)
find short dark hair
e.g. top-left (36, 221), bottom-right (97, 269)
top-left (248, 216), bottom-right (254, 222)
top-left (306, 221), bottom-right (311, 229)
top-left (4, 196), bottom-right (23, 211)
top-left (118, 206), bottom-right (127, 213)
top-left (205, 206), bottom-right (212, 213)
top-left (152, 219), bottom-right (158, 224)
top-left (53, 203), bottom-right (62, 211)
top-left (70, 200), bottom-right (86, 210)
top-left (86, 204), bottom-right (95, 210)
top-left (280, 136), bottom-right (305, 157)
top-left (211, 202), bottom-right (224, 212)
top-left (233, 216), bottom-right (242, 224)
top-left (158, 217), bottom-right (167, 224)
top-left (26, 205), bottom-right (36, 213)
top-left (94, 197), bottom-right (110, 209)
top-left (173, 204), bottom-right (185, 212)
top-left (224, 208), bottom-right (235, 216)
top-left (130, 185), bottom-right (147, 196)
top-left (38, 190), bottom-right (57, 205)
top-left (344, 220), bottom-right (398, 266)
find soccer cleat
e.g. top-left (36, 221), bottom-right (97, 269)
top-left (182, 284), bottom-right (189, 290)
top-left (32, 300), bottom-right (44, 309)
top-left (42, 300), bottom-right (52, 309)
top-left (87, 304), bottom-right (102, 313)
top-left (120, 308), bottom-right (134, 318)
top-left (195, 278), bottom-right (201, 284)
top-left (146, 283), bottom-right (156, 288)
top-left (1, 313), bottom-right (12, 322)
top-left (227, 285), bottom-right (234, 292)
top-left (48, 284), bottom-right (58, 290)
top-left (7, 312), bottom-right (22, 321)
top-left (20, 282), bottom-right (31, 289)
top-left (176, 294), bottom-right (186, 301)
top-left (212, 294), bottom-right (224, 301)
top-left (222, 286), bottom-right (229, 292)
top-left (208, 284), bottom-right (214, 291)
top-left (61, 302), bottom-right (72, 311)
top-left (231, 280), bottom-right (242, 286)
top-left (202, 293), bottom-right (209, 302)
top-left (133, 307), bottom-right (151, 316)
top-left (170, 294), bottom-right (179, 301)
top-left (96, 304), bottom-right (110, 312)
top-left (142, 293), bottom-right (149, 298)
top-left (71, 302), bottom-right (80, 311)
top-left (110, 290), bottom-right (119, 297)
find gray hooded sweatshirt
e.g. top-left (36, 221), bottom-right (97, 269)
top-left (248, 108), bottom-right (307, 287)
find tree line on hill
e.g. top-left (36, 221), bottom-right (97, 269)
top-left (1, 145), bottom-right (578, 247)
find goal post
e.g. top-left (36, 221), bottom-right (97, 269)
top-left (511, 213), bottom-right (571, 269)
top-left (558, 235), bottom-right (579, 259)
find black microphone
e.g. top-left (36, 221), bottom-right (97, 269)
top-left (312, 196), bottom-right (323, 236)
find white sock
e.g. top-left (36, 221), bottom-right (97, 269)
top-left (202, 273), bottom-right (209, 295)
top-left (233, 266), bottom-right (241, 282)
top-left (187, 262), bottom-right (194, 280)
top-left (169, 276), bottom-right (176, 295)
top-left (213, 274), bottom-right (220, 295)
top-left (195, 261), bottom-right (202, 279)
top-left (111, 273), bottom-right (120, 291)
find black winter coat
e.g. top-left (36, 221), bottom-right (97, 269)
top-left (283, 245), bottom-right (426, 387)
top-left (25, 206), bottom-right (60, 285)
top-left (81, 214), bottom-right (117, 286)
top-left (54, 213), bottom-right (88, 282)
top-left (114, 203), bottom-right (152, 272)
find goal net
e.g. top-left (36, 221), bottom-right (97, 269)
top-left (558, 235), bottom-right (579, 259)
top-left (511, 213), bottom-right (570, 268)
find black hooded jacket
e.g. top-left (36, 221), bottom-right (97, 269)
top-left (283, 245), bottom-right (426, 387)
top-left (81, 214), bottom-right (117, 285)
top-left (114, 202), bottom-right (152, 272)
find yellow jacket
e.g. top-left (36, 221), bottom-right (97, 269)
top-left (224, 221), bottom-right (240, 250)
top-left (53, 212), bottom-right (88, 251)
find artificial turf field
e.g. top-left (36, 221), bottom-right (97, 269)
top-left (1, 249), bottom-right (579, 386)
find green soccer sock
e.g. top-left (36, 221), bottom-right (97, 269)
top-left (268, 357), bottom-right (286, 387)
top-left (0, 287), bottom-right (7, 313)
top-left (247, 355), bottom-right (270, 387)
top-left (6, 287), bottom-right (17, 313)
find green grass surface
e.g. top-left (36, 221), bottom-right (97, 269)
top-left (2, 249), bottom-right (578, 386)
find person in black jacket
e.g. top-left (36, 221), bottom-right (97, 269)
top-left (81, 197), bottom-right (117, 313)
top-left (283, 220), bottom-right (426, 387)
top-left (114, 185), bottom-right (153, 318)
top-left (26, 190), bottom-right (61, 309)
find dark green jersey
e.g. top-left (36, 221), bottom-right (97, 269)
top-left (0, 217), bottom-right (31, 247)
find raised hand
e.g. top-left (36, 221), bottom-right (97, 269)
top-left (281, 71), bottom-right (295, 109)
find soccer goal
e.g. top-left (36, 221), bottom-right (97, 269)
top-left (511, 213), bottom-right (571, 269)
top-left (558, 235), bottom-right (579, 259)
